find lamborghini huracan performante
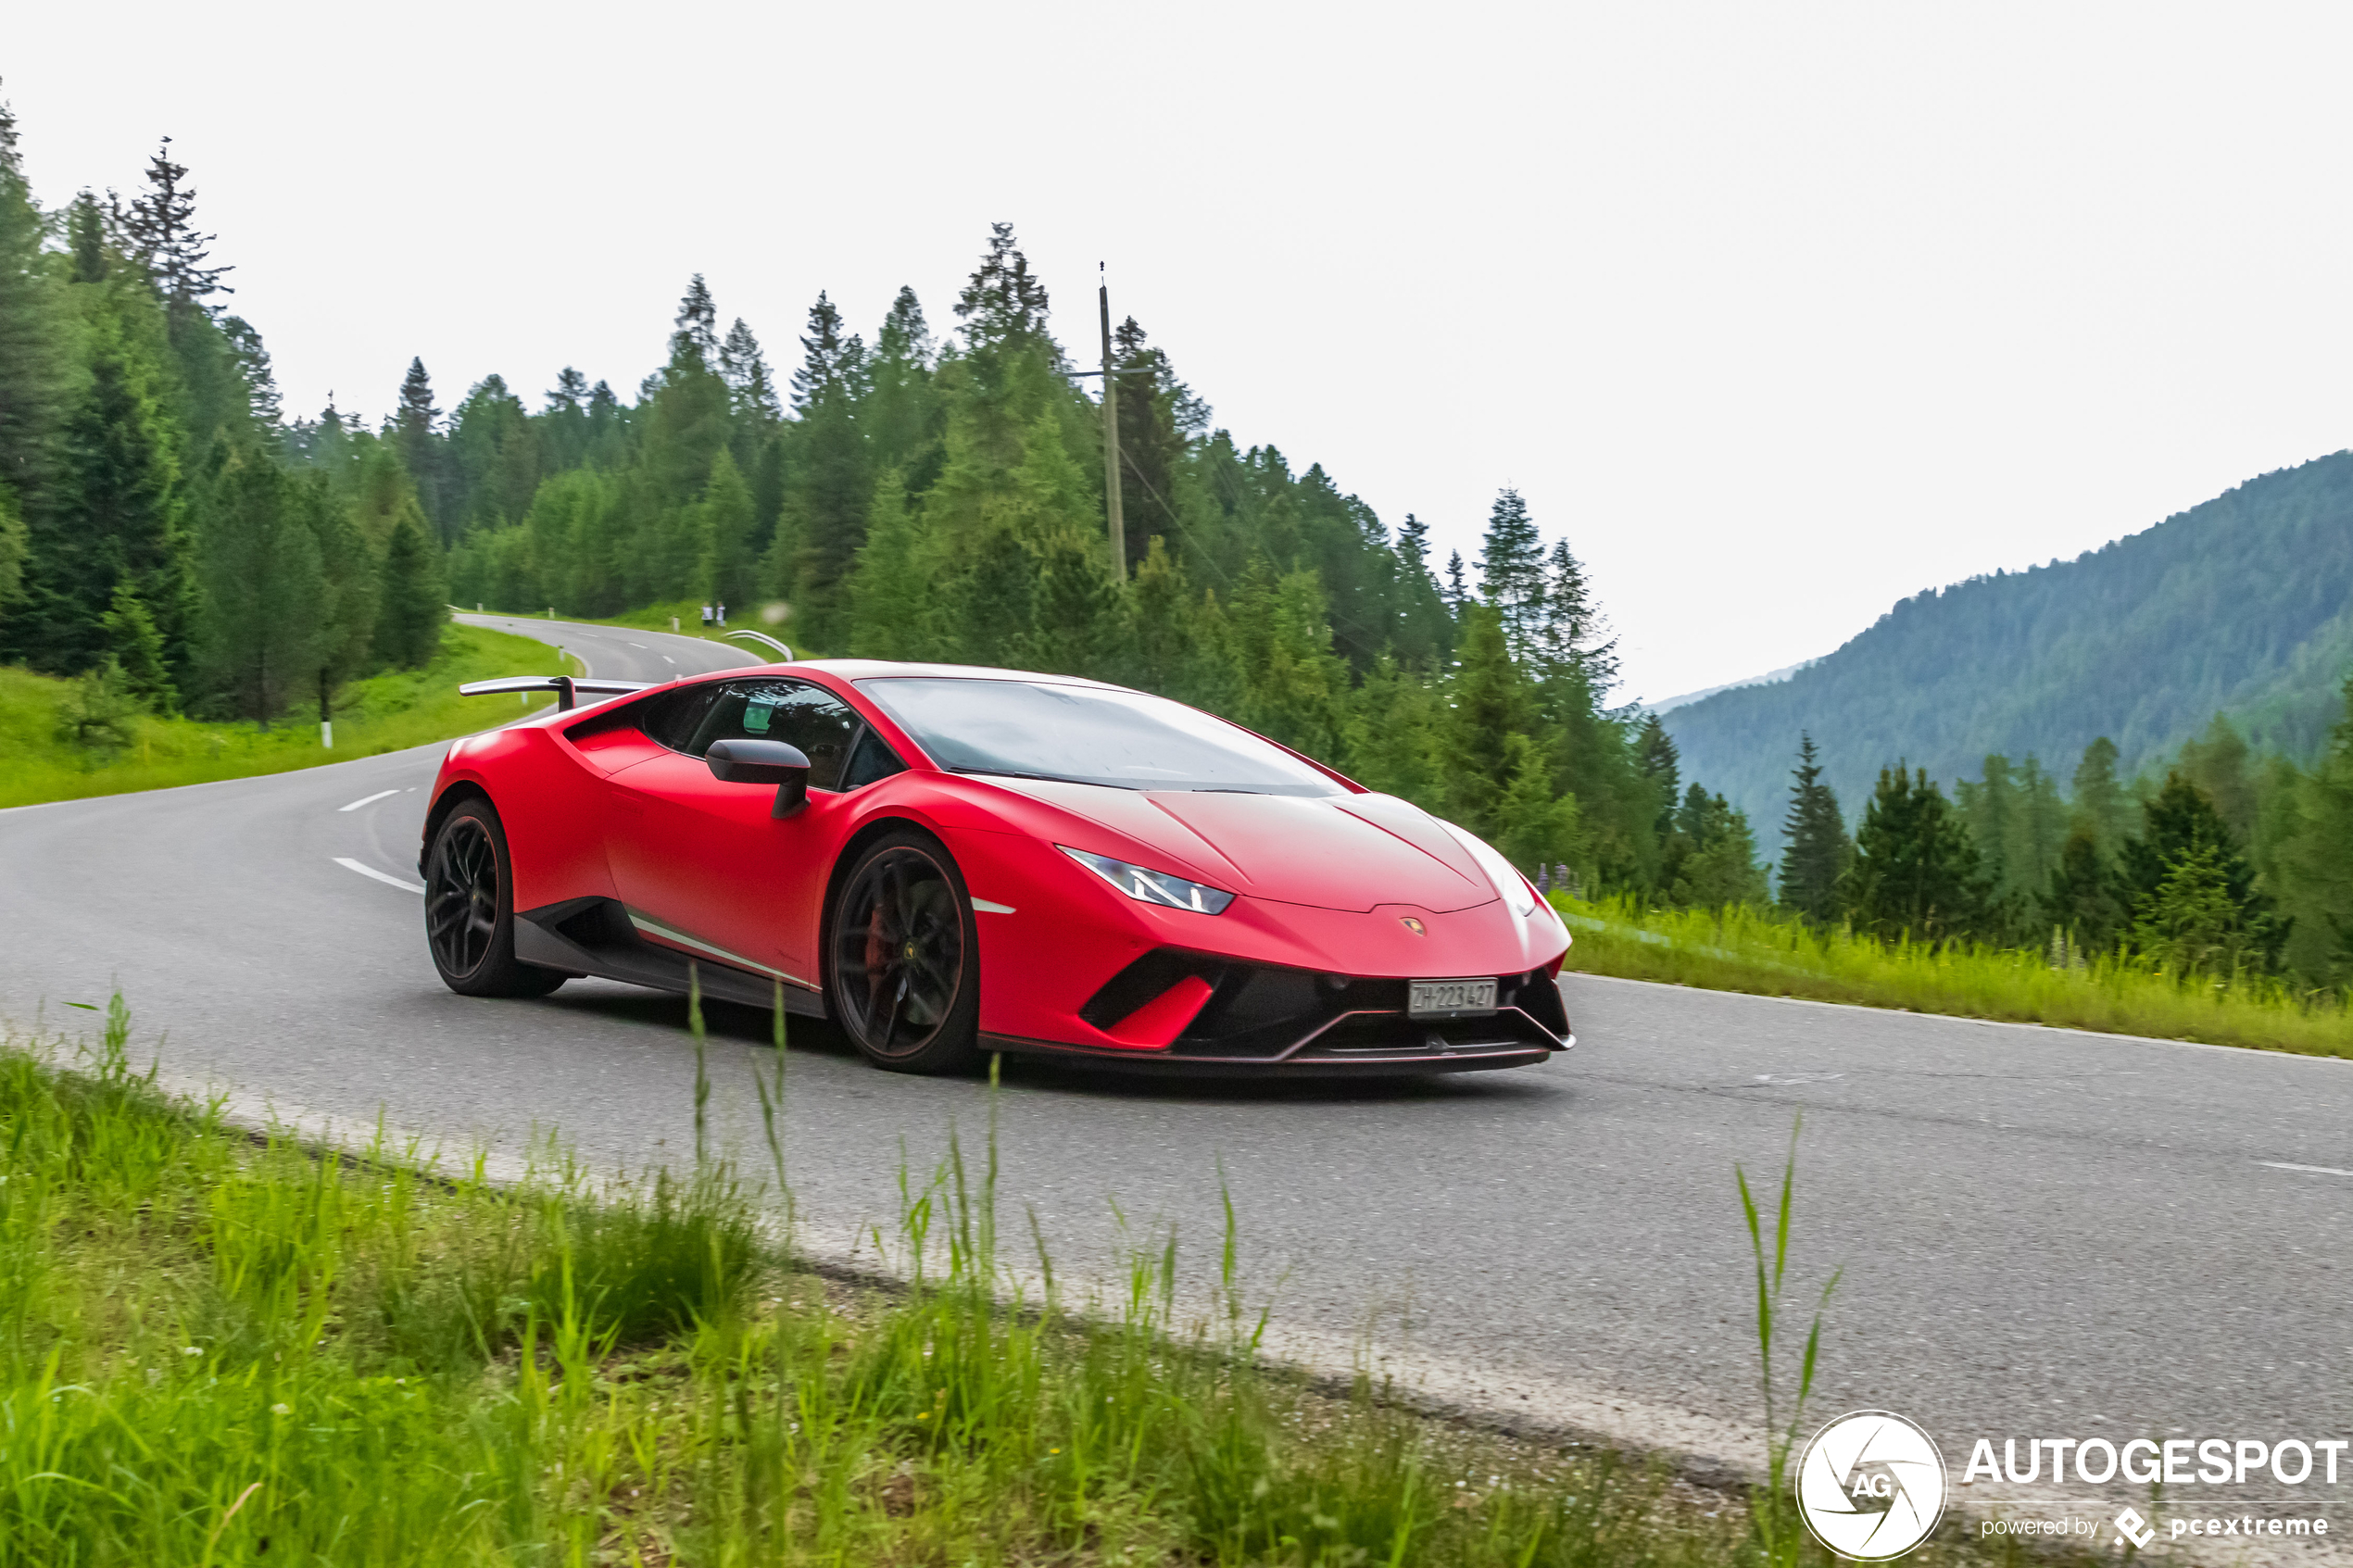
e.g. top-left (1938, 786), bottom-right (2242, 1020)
top-left (419, 662), bottom-right (1575, 1076)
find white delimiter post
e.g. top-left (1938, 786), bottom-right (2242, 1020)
top-left (1099, 264), bottom-right (1126, 581)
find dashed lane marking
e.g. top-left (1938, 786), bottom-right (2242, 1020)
top-left (2259, 1160), bottom-right (2353, 1178)
top-left (333, 857), bottom-right (424, 895)
top-left (337, 789), bottom-right (400, 813)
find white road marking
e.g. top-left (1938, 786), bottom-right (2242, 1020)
top-left (662, 656), bottom-right (675, 665)
top-left (971, 898), bottom-right (1017, 914)
top-left (627, 641), bottom-right (648, 648)
top-left (337, 788), bottom-right (400, 813)
top-left (2259, 1160), bottom-right (2353, 1178)
top-left (333, 857), bottom-right (424, 895)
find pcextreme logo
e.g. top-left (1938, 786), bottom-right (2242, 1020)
top-left (1796, 1411), bottom-right (1949, 1561)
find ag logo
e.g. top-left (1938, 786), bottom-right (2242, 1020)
top-left (1795, 1411), bottom-right (1947, 1561)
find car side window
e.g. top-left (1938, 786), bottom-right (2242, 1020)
top-left (683, 679), bottom-right (861, 791)
top-left (841, 726), bottom-right (908, 790)
top-left (640, 683), bottom-right (722, 752)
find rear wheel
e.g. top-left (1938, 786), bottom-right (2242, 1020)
top-left (424, 797), bottom-right (566, 998)
top-left (828, 831), bottom-right (980, 1073)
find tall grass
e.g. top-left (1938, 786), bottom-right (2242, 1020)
top-left (1558, 893), bottom-right (2353, 1060)
top-left (0, 1000), bottom-right (2095, 1566)
top-left (0, 623), bottom-right (574, 809)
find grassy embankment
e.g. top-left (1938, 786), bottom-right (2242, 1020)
top-left (0, 1000), bottom-right (2088, 1568)
top-left (1557, 892), bottom-right (2353, 1060)
top-left (0, 623), bottom-right (575, 810)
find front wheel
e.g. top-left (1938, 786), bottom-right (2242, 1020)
top-left (424, 797), bottom-right (566, 998)
top-left (828, 831), bottom-right (980, 1074)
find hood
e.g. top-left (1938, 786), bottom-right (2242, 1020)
top-left (991, 781), bottom-right (1497, 912)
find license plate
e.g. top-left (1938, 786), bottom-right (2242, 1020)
top-left (1408, 977), bottom-right (1498, 1018)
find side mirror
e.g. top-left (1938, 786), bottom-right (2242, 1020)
top-left (706, 738), bottom-right (812, 818)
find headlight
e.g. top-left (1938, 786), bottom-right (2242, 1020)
top-left (1060, 847), bottom-right (1235, 915)
top-left (1438, 822), bottom-right (1540, 919)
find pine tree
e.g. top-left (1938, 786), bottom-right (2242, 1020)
top-left (2070, 737), bottom-right (2133, 857)
top-left (2117, 773), bottom-right (2285, 971)
top-left (1665, 784), bottom-right (1768, 908)
top-left (719, 318), bottom-right (780, 432)
top-left (1778, 734), bottom-right (1850, 921)
top-left (846, 471), bottom-right (942, 660)
top-left (1443, 549), bottom-right (1467, 614)
top-left (100, 581), bottom-right (175, 711)
top-left (0, 485), bottom-right (25, 629)
top-left (118, 137), bottom-right (232, 340)
top-left (788, 291), bottom-right (874, 644)
top-left (1496, 733), bottom-right (1583, 877)
top-left (2039, 825), bottom-right (2126, 954)
top-left (790, 292), bottom-right (867, 411)
top-left (1444, 604), bottom-right (1534, 839)
top-left (673, 273), bottom-right (718, 363)
top-left (195, 451), bottom-right (325, 721)
top-left (867, 286), bottom-right (941, 482)
top-left (395, 358), bottom-right (447, 537)
top-left (2271, 677), bottom-right (2353, 981)
top-left (1476, 488), bottom-right (1546, 655)
top-left (68, 190), bottom-right (108, 282)
top-left (1531, 537), bottom-right (1617, 690)
top-left (24, 324), bottom-right (192, 679)
top-left (0, 90), bottom-right (66, 528)
top-left (1956, 754), bottom-right (2018, 894)
top-left (697, 447), bottom-right (757, 614)
top-left (953, 223), bottom-right (1051, 353)
top-left (2176, 713), bottom-right (2257, 845)
top-left (1841, 765), bottom-right (1994, 945)
top-left (1635, 712), bottom-right (1680, 838)
top-left (375, 505), bottom-right (446, 670)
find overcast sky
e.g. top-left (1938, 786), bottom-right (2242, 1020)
top-left (10, 2), bottom-right (2352, 699)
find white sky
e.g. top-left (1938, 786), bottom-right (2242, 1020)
top-left (11, 2), bottom-right (2353, 700)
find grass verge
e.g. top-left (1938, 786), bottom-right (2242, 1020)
top-left (0, 1001), bottom-right (2081, 1568)
top-left (0, 623), bottom-right (575, 810)
top-left (1557, 892), bottom-right (2353, 1060)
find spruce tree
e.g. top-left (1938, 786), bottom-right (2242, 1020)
top-left (867, 286), bottom-right (941, 483)
top-left (953, 223), bottom-right (1051, 353)
top-left (195, 451), bottom-right (325, 721)
top-left (375, 505), bottom-right (446, 669)
top-left (68, 191), bottom-right (108, 282)
top-left (2117, 773), bottom-right (2284, 970)
top-left (2070, 737), bottom-right (2133, 856)
top-left (0, 485), bottom-right (25, 629)
top-left (2039, 825), bottom-right (2126, 954)
top-left (1476, 488), bottom-right (1546, 655)
top-left (2271, 677), bottom-right (2353, 980)
top-left (788, 291), bottom-right (873, 644)
top-left (1444, 604), bottom-right (1535, 840)
top-left (0, 91), bottom-right (66, 531)
top-left (1443, 550), bottom-right (1467, 615)
top-left (846, 471), bottom-right (942, 660)
top-left (395, 358), bottom-right (447, 536)
top-left (719, 318), bottom-right (781, 433)
top-left (673, 274), bottom-right (718, 362)
top-left (1496, 733), bottom-right (1583, 876)
top-left (1778, 734), bottom-right (1850, 921)
top-left (696, 447), bottom-right (757, 614)
top-left (101, 581), bottom-right (175, 712)
top-left (118, 138), bottom-right (233, 340)
top-left (1840, 765), bottom-right (1994, 945)
top-left (1634, 712), bottom-right (1680, 838)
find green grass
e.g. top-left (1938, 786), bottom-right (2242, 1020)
top-left (0, 624), bottom-right (577, 809)
top-left (1557, 892), bottom-right (2353, 1060)
top-left (0, 1007), bottom-right (1729, 1566)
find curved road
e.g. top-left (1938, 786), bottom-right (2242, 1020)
top-left (3, 614), bottom-right (2349, 1518)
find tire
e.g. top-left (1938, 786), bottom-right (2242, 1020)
top-left (827, 829), bottom-right (981, 1074)
top-left (423, 797), bottom-right (566, 998)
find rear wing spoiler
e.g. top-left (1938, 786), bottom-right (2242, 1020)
top-left (459, 676), bottom-right (654, 711)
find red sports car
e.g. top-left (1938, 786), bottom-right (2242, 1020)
top-left (419, 661), bottom-right (1575, 1075)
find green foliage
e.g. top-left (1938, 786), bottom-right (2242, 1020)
top-left (1665, 453), bottom-right (2353, 830)
top-left (2038, 825), bottom-right (2127, 953)
top-left (375, 507), bottom-right (446, 670)
top-left (1840, 766), bottom-right (1996, 945)
top-left (99, 580), bottom-right (174, 712)
top-left (52, 658), bottom-right (141, 758)
top-left (2118, 772), bottom-right (2286, 972)
top-left (1777, 734), bottom-right (1849, 922)
top-left (195, 450), bottom-right (326, 722)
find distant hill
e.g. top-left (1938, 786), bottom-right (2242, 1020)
top-left (1662, 451), bottom-right (2353, 834)
top-left (1649, 659), bottom-right (1818, 716)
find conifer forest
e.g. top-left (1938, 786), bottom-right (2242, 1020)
top-left (11, 102), bottom-right (2353, 994)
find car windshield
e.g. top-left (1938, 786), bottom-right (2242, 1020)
top-left (856, 678), bottom-right (1345, 797)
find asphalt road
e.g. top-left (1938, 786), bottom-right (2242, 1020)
top-left (4, 613), bottom-right (2348, 1507)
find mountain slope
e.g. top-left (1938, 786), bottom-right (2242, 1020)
top-left (1662, 451), bottom-right (2353, 832)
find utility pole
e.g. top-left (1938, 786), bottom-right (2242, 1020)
top-left (1098, 263), bottom-right (1126, 580)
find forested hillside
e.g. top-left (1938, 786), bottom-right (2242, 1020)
top-left (0, 95), bottom-right (1772, 909)
top-left (1663, 452), bottom-right (2353, 828)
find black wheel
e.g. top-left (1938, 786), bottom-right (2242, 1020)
top-left (828, 831), bottom-right (980, 1073)
top-left (424, 797), bottom-right (565, 998)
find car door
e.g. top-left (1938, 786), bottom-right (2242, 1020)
top-left (605, 676), bottom-right (900, 987)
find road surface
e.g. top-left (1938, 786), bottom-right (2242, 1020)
top-left (3, 613), bottom-right (2347, 1513)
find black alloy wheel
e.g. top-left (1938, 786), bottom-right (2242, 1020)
top-left (828, 832), bottom-right (980, 1073)
top-left (423, 798), bottom-right (565, 998)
